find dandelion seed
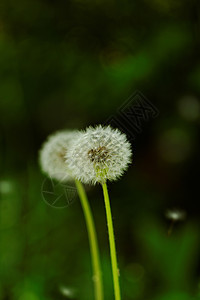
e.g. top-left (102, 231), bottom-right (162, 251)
top-left (165, 208), bottom-right (186, 236)
top-left (66, 125), bottom-right (132, 185)
top-left (59, 286), bottom-right (75, 298)
top-left (39, 130), bottom-right (79, 182)
top-left (165, 209), bottom-right (186, 222)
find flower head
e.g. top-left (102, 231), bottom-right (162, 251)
top-left (65, 125), bottom-right (132, 185)
top-left (165, 209), bottom-right (186, 222)
top-left (39, 130), bottom-right (79, 182)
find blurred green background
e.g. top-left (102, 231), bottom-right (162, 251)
top-left (0, 0), bottom-right (200, 299)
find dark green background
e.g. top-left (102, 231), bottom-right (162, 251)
top-left (0, 0), bottom-right (200, 299)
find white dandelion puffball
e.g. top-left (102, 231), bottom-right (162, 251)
top-left (66, 125), bottom-right (132, 185)
top-left (39, 130), bottom-right (79, 182)
top-left (165, 209), bottom-right (186, 222)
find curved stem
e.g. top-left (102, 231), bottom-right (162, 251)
top-left (102, 183), bottom-right (121, 300)
top-left (75, 180), bottom-right (104, 300)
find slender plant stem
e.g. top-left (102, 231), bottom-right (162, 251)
top-left (168, 220), bottom-right (175, 236)
top-left (75, 180), bottom-right (104, 300)
top-left (102, 182), bottom-right (121, 300)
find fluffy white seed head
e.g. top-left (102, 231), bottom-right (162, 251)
top-left (165, 209), bottom-right (186, 222)
top-left (65, 125), bottom-right (132, 185)
top-left (39, 130), bottom-right (79, 182)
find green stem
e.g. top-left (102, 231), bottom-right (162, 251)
top-left (75, 180), bottom-right (104, 300)
top-left (102, 183), bottom-right (121, 300)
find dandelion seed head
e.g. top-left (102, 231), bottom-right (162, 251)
top-left (59, 286), bottom-right (75, 298)
top-left (39, 130), bottom-right (79, 182)
top-left (165, 209), bottom-right (186, 222)
top-left (66, 125), bottom-right (132, 184)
